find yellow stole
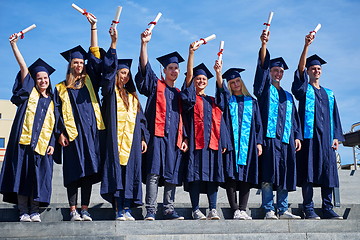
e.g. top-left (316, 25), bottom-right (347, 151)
top-left (115, 87), bottom-right (138, 166)
top-left (55, 75), bottom-right (105, 142)
top-left (19, 87), bottom-right (55, 156)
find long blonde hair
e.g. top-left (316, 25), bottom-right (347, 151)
top-left (227, 77), bottom-right (252, 97)
top-left (116, 70), bottom-right (140, 111)
top-left (65, 59), bottom-right (87, 89)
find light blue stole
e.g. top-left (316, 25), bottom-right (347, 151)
top-left (266, 84), bottom-right (293, 144)
top-left (229, 95), bottom-right (252, 166)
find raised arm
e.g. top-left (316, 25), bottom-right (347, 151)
top-left (214, 59), bottom-right (223, 89)
top-left (260, 30), bottom-right (269, 67)
top-left (86, 12), bottom-right (98, 48)
top-left (298, 33), bottom-right (314, 73)
top-left (140, 30), bottom-right (152, 73)
top-left (9, 34), bottom-right (28, 82)
top-left (185, 41), bottom-right (200, 87)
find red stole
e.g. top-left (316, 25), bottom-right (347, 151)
top-left (155, 79), bottom-right (183, 148)
top-left (194, 96), bottom-right (222, 150)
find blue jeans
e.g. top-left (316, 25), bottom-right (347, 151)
top-left (302, 182), bottom-right (333, 211)
top-left (261, 182), bottom-right (288, 214)
top-left (188, 181), bottom-right (218, 211)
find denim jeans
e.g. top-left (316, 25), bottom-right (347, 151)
top-left (145, 174), bottom-right (176, 214)
top-left (261, 182), bottom-right (288, 214)
top-left (188, 181), bottom-right (218, 211)
top-left (302, 182), bottom-right (333, 211)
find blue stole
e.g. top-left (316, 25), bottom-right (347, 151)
top-left (266, 85), bottom-right (293, 144)
top-left (229, 95), bottom-right (253, 167)
top-left (304, 84), bottom-right (334, 142)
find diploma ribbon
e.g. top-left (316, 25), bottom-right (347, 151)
top-left (19, 31), bottom-right (24, 39)
top-left (263, 22), bottom-right (270, 26)
top-left (217, 49), bottom-right (224, 56)
top-left (310, 30), bottom-right (316, 34)
top-left (148, 21), bottom-right (157, 25)
top-left (200, 38), bottom-right (207, 44)
top-left (112, 20), bottom-right (120, 24)
top-left (82, 9), bottom-right (97, 20)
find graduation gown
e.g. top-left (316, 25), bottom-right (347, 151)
top-left (292, 70), bottom-right (344, 188)
top-left (253, 49), bottom-right (302, 191)
top-left (53, 50), bottom-right (103, 187)
top-left (180, 81), bottom-right (231, 187)
top-left (134, 62), bottom-right (186, 185)
top-left (216, 82), bottom-right (263, 186)
top-left (0, 73), bottom-right (55, 205)
top-left (100, 48), bottom-right (149, 206)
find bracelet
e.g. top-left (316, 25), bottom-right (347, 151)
top-left (91, 28), bottom-right (97, 30)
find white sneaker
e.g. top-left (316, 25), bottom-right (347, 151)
top-left (81, 210), bottom-right (93, 221)
top-left (264, 210), bottom-right (278, 220)
top-left (207, 209), bottom-right (220, 220)
top-left (192, 209), bottom-right (206, 220)
top-left (19, 214), bottom-right (31, 222)
top-left (234, 210), bottom-right (252, 220)
top-left (30, 213), bottom-right (41, 222)
top-left (279, 210), bottom-right (301, 219)
top-left (70, 210), bottom-right (83, 221)
top-left (124, 211), bottom-right (135, 221)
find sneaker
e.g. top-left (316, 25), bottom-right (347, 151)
top-left (70, 210), bottom-right (83, 221)
top-left (81, 210), bottom-right (92, 221)
top-left (19, 214), bottom-right (31, 222)
top-left (144, 211), bottom-right (156, 221)
top-left (192, 209), bottom-right (206, 220)
top-left (207, 209), bottom-right (220, 220)
top-left (164, 210), bottom-right (184, 220)
top-left (124, 210), bottom-right (135, 221)
top-left (278, 210), bottom-right (301, 219)
top-left (322, 209), bottom-right (343, 220)
top-left (304, 209), bottom-right (321, 220)
top-left (234, 210), bottom-right (252, 220)
top-left (116, 211), bottom-right (126, 221)
top-left (264, 210), bottom-right (278, 220)
top-left (30, 213), bottom-right (41, 222)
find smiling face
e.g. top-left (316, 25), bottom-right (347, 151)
top-left (71, 58), bottom-right (84, 76)
top-left (163, 63), bottom-right (180, 82)
top-left (270, 66), bottom-right (284, 82)
top-left (307, 65), bottom-right (322, 81)
top-left (35, 71), bottom-right (50, 93)
top-left (117, 68), bottom-right (130, 85)
top-left (194, 74), bottom-right (208, 92)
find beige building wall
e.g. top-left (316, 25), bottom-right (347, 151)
top-left (0, 99), bottom-right (16, 161)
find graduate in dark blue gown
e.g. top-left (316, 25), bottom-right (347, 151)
top-left (292, 33), bottom-right (344, 220)
top-left (214, 61), bottom-right (263, 220)
top-left (135, 29), bottom-right (189, 220)
top-left (0, 33), bottom-right (56, 222)
top-left (180, 42), bottom-right (231, 220)
top-left (53, 13), bottom-right (104, 221)
top-left (100, 29), bottom-right (149, 221)
top-left (254, 30), bottom-right (302, 220)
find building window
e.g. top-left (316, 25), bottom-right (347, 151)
top-left (0, 138), bottom-right (4, 148)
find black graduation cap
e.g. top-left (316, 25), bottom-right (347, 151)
top-left (270, 57), bottom-right (288, 70)
top-left (156, 51), bottom-right (184, 68)
top-left (117, 59), bottom-right (132, 70)
top-left (28, 58), bottom-right (55, 78)
top-left (222, 68), bottom-right (245, 82)
top-left (60, 45), bottom-right (87, 62)
top-left (306, 54), bottom-right (327, 68)
top-left (193, 63), bottom-right (214, 79)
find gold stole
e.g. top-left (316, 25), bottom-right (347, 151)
top-left (115, 87), bottom-right (138, 166)
top-left (19, 87), bottom-right (55, 156)
top-left (55, 75), bottom-right (105, 142)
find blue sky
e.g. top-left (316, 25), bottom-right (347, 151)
top-left (0, 0), bottom-right (359, 165)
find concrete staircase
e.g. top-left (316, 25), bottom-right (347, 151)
top-left (0, 162), bottom-right (359, 239)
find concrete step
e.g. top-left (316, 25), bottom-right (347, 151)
top-left (0, 219), bottom-right (359, 240)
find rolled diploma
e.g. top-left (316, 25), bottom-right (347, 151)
top-left (148, 12), bottom-right (162, 32)
top-left (9, 24), bottom-right (36, 41)
top-left (265, 11), bottom-right (274, 32)
top-left (311, 23), bottom-right (321, 35)
top-left (218, 41), bottom-right (224, 61)
top-left (71, 3), bottom-right (97, 23)
top-left (199, 34), bottom-right (216, 45)
top-left (110, 6), bottom-right (122, 35)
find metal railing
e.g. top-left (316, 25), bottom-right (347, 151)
top-left (350, 122), bottom-right (360, 170)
